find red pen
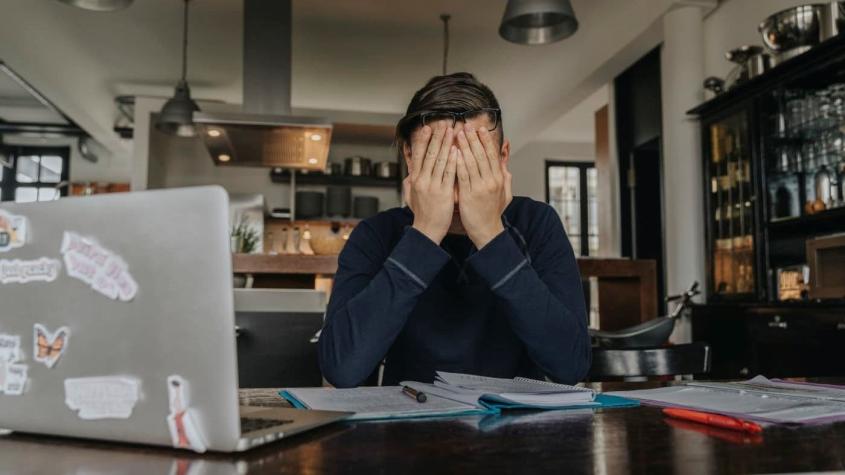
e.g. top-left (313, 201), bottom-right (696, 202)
top-left (662, 408), bottom-right (763, 434)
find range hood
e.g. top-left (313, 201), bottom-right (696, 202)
top-left (194, 0), bottom-right (331, 170)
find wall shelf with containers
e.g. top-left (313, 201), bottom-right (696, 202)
top-left (690, 32), bottom-right (845, 306)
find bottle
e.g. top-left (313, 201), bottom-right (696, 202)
top-left (284, 226), bottom-right (299, 254)
top-left (299, 225), bottom-right (315, 255)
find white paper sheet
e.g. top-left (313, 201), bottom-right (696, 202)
top-left (608, 376), bottom-right (845, 424)
top-left (284, 386), bottom-right (480, 420)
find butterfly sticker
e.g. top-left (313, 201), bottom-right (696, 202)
top-left (33, 323), bottom-right (70, 368)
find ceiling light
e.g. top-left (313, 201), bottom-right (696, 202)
top-left (207, 129), bottom-right (222, 138)
top-left (156, 0), bottom-right (200, 137)
top-left (310, 133), bottom-right (322, 141)
top-left (218, 154), bottom-right (231, 162)
top-left (499, 0), bottom-right (579, 45)
top-left (307, 157), bottom-right (318, 164)
top-left (56, 0), bottom-right (133, 12)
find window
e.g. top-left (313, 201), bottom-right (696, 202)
top-left (545, 160), bottom-right (598, 256)
top-left (0, 146), bottom-right (70, 203)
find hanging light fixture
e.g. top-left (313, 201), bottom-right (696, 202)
top-left (499, 0), bottom-right (579, 45)
top-left (157, 0), bottom-right (200, 138)
top-left (56, 0), bottom-right (133, 12)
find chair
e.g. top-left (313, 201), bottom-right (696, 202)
top-left (587, 342), bottom-right (711, 382)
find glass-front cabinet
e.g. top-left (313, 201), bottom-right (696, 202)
top-left (704, 109), bottom-right (758, 299)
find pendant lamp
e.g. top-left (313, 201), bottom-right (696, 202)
top-left (157, 0), bottom-right (200, 138)
top-left (499, 0), bottom-right (579, 45)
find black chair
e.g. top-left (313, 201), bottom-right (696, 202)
top-left (587, 342), bottom-right (711, 381)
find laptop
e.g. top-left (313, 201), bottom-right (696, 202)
top-left (0, 186), bottom-right (349, 452)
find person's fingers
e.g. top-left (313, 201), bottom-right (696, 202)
top-left (456, 130), bottom-right (480, 183)
top-left (432, 128), bottom-right (454, 181)
top-left (441, 145), bottom-right (458, 187)
top-left (455, 149), bottom-right (470, 191)
top-left (478, 128), bottom-right (503, 180)
top-left (409, 125), bottom-right (431, 179)
top-left (421, 123), bottom-right (446, 179)
top-left (464, 125), bottom-right (491, 179)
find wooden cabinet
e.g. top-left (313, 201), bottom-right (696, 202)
top-left (692, 304), bottom-right (845, 378)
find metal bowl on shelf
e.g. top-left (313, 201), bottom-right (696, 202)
top-left (758, 4), bottom-right (831, 61)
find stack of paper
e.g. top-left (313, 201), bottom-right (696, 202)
top-left (608, 376), bottom-right (845, 424)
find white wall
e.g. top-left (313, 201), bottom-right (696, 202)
top-left (509, 141), bottom-right (594, 203)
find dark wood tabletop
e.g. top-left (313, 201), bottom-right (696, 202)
top-left (3, 380), bottom-right (845, 474)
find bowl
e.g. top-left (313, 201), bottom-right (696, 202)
top-left (759, 4), bottom-right (826, 57)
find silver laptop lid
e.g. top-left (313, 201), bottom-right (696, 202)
top-left (0, 186), bottom-right (241, 451)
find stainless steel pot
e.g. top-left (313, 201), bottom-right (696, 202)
top-left (759, 3), bottom-right (843, 62)
top-left (344, 156), bottom-right (372, 177)
top-left (374, 161), bottom-right (399, 179)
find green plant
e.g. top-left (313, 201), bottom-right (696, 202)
top-left (231, 219), bottom-right (260, 254)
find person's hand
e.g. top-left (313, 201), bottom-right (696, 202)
top-left (403, 123), bottom-right (458, 244)
top-left (455, 125), bottom-right (512, 249)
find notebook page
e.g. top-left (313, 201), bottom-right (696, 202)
top-left (285, 386), bottom-right (479, 419)
top-left (436, 372), bottom-right (592, 395)
top-left (686, 376), bottom-right (845, 403)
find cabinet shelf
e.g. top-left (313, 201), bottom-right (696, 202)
top-left (270, 169), bottom-right (401, 189)
top-left (768, 206), bottom-right (845, 234)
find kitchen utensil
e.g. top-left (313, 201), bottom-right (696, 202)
top-left (310, 223), bottom-right (349, 255)
top-left (374, 161), bottom-right (399, 179)
top-left (326, 162), bottom-right (344, 176)
top-left (353, 196), bottom-right (379, 218)
top-left (758, 4), bottom-right (841, 62)
top-left (295, 191), bottom-right (325, 219)
top-left (703, 77), bottom-right (725, 95)
top-left (725, 46), bottom-right (770, 87)
top-left (299, 225), bottom-right (315, 255)
top-left (345, 156), bottom-right (372, 177)
top-left (326, 186), bottom-right (352, 217)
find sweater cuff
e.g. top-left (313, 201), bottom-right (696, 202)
top-left (385, 227), bottom-right (450, 289)
top-left (467, 230), bottom-right (529, 291)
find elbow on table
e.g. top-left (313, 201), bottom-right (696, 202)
top-left (549, 336), bottom-right (592, 385)
top-left (317, 341), bottom-right (368, 389)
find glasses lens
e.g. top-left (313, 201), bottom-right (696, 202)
top-left (421, 112), bottom-right (457, 128)
top-left (463, 109), bottom-right (499, 131)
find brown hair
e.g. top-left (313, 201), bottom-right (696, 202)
top-left (395, 72), bottom-right (503, 152)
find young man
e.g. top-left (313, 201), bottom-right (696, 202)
top-left (318, 72), bottom-right (590, 388)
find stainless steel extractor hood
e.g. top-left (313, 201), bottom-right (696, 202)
top-left (194, 0), bottom-right (332, 170)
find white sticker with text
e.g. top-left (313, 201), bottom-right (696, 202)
top-left (64, 376), bottom-right (141, 420)
top-left (61, 232), bottom-right (138, 302)
top-left (0, 258), bottom-right (61, 284)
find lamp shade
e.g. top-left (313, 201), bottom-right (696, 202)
top-left (499, 0), bottom-right (579, 45)
top-left (156, 80), bottom-right (200, 138)
top-left (56, 0), bottom-right (133, 11)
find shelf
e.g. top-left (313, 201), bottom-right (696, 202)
top-left (232, 253), bottom-right (338, 275)
top-left (270, 169), bottom-right (400, 189)
top-left (768, 206), bottom-right (845, 234)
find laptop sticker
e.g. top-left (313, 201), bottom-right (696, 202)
top-left (166, 375), bottom-right (207, 453)
top-left (0, 334), bottom-right (21, 363)
top-left (64, 376), bottom-right (141, 420)
top-left (61, 231), bottom-right (138, 302)
top-left (0, 210), bottom-right (27, 253)
top-left (33, 324), bottom-right (70, 369)
top-left (0, 258), bottom-right (61, 284)
top-left (1, 363), bottom-right (28, 395)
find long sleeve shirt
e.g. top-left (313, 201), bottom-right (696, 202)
top-left (318, 196), bottom-right (591, 388)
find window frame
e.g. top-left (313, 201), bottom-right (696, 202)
top-left (544, 160), bottom-right (596, 257)
top-left (0, 145), bottom-right (71, 202)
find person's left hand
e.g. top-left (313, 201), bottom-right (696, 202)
top-left (455, 125), bottom-right (513, 249)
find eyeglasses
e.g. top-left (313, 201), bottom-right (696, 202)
top-left (419, 108), bottom-right (501, 132)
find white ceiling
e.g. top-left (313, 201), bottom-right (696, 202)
top-left (0, 0), bottom-right (680, 157)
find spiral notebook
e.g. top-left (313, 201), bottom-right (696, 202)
top-left (280, 372), bottom-right (637, 421)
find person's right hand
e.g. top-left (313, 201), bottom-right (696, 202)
top-left (403, 123), bottom-right (458, 244)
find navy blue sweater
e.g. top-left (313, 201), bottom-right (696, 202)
top-left (318, 196), bottom-right (591, 388)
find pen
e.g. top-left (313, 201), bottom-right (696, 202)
top-left (663, 408), bottom-right (763, 434)
top-left (402, 385), bottom-right (427, 403)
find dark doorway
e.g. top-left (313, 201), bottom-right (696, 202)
top-left (629, 138), bottom-right (665, 309)
top-left (614, 46), bottom-right (666, 314)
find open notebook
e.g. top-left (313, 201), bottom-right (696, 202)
top-left (281, 372), bottom-right (637, 421)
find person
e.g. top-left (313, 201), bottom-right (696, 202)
top-left (318, 72), bottom-right (591, 388)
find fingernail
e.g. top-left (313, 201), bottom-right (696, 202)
top-left (458, 130), bottom-right (465, 138)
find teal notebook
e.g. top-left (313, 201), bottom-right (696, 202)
top-left (280, 372), bottom-right (638, 421)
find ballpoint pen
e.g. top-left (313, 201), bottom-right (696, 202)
top-left (663, 408), bottom-right (763, 434)
top-left (402, 385), bottom-right (427, 403)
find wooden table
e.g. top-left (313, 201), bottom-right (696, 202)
top-left (3, 381), bottom-right (845, 474)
